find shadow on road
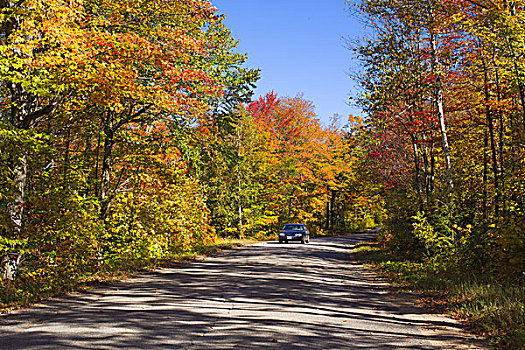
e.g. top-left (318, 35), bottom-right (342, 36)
top-left (0, 233), bottom-right (488, 349)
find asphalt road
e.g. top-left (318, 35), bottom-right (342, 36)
top-left (0, 232), bottom-right (488, 349)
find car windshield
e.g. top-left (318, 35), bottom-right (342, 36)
top-left (283, 224), bottom-right (303, 231)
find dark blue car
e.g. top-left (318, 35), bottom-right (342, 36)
top-left (278, 223), bottom-right (310, 244)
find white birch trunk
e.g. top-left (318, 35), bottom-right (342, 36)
top-left (430, 30), bottom-right (453, 197)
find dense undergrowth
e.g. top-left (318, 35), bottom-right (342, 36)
top-left (352, 242), bottom-right (525, 350)
top-left (0, 238), bottom-right (257, 313)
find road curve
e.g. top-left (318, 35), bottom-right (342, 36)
top-left (0, 232), bottom-right (488, 349)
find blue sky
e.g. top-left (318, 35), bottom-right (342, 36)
top-left (211, 0), bottom-right (364, 126)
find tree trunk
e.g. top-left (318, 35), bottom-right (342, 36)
top-left (83, 132), bottom-right (92, 198)
top-left (287, 188), bottom-right (296, 219)
top-left (512, 61), bottom-right (525, 131)
top-left (2, 83), bottom-right (33, 280)
top-left (482, 55), bottom-right (500, 216)
top-left (430, 141), bottom-right (435, 195)
top-left (1, 3), bottom-right (57, 280)
top-left (422, 141), bottom-right (430, 206)
top-left (94, 127), bottom-right (102, 198)
top-left (237, 174), bottom-right (243, 238)
top-left (325, 186), bottom-right (330, 231)
top-left (508, 0), bottom-right (525, 130)
top-left (330, 189), bottom-right (336, 229)
top-left (430, 30), bottom-right (453, 198)
top-left (411, 136), bottom-right (423, 211)
top-left (100, 124), bottom-right (114, 219)
top-left (3, 153), bottom-right (27, 281)
top-left (236, 129), bottom-right (243, 238)
top-left (483, 131), bottom-right (489, 219)
top-left (63, 126), bottom-right (71, 184)
top-left (494, 56), bottom-right (505, 211)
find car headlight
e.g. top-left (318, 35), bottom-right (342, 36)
top-left (279, 232), bottom-right (285, 236)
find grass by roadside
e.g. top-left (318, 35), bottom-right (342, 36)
top-left (351, 242), bottom-right (525, 350)
top-left (0, 238), bottom-right (259, 314)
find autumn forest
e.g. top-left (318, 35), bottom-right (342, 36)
top-left (0, 0), bottom-right (524, 345)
